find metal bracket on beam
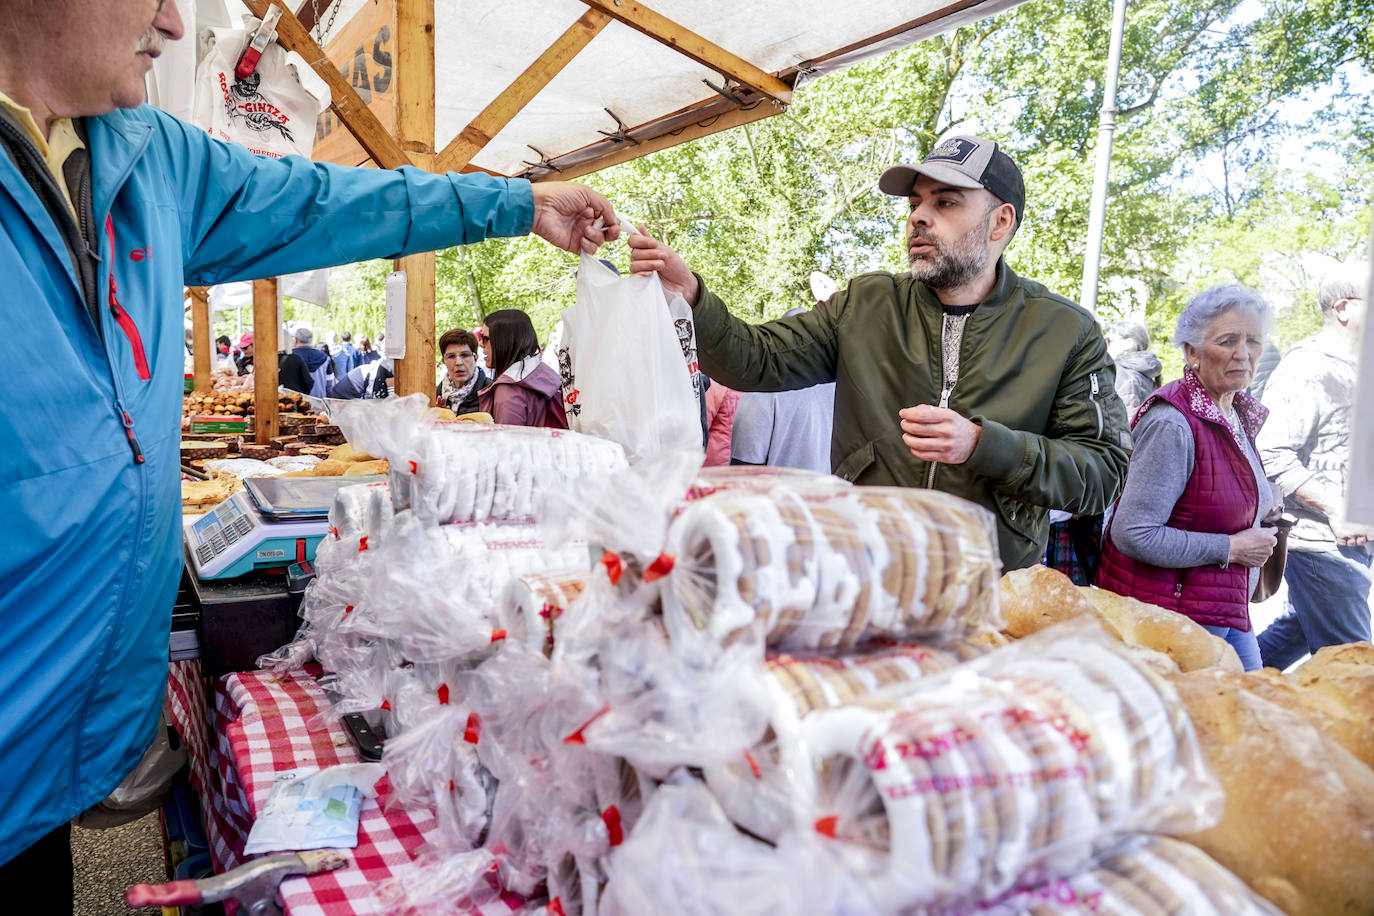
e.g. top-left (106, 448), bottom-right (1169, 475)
top-left (520, 145), bottom-right (563, 174)
top-left (702, 76), bottom-right (747, 105)
top-left (596, 108), bottom-right (639, 145)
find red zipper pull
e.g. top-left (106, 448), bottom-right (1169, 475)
top-left (121, 410), bottom-right (145, 464)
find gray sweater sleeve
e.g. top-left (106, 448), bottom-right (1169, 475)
top-left (1110, 404), bottom-right (1231, 569)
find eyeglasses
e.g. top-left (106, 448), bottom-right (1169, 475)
top-left (475, 329), bottom-right (488, 344)
top-left (443, 351), bottom-right (476, 362)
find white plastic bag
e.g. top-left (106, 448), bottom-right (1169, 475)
top-left (561, 255), bottom-right (702, 461)
top-left (193, 19), bottom-right (329, 160)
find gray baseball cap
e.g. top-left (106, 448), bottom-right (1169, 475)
top-left (879, 136), bottom-right (1025, 224)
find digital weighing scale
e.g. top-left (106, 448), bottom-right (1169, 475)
top-left (185, 475), bottom-right (385, 580)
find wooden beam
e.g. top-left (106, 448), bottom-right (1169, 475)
top-left (434, 8), bottom-right (612, 173)
top-left (189, 287), bottom-right (213, 394)
top-left (242, 0), bottom-right (411, 170)
top-left (293, 0), bottom-right (332, 35)
top-left (252, 279), bottom-right (281, 445)
top-left (534, 97), bottom-right (785, 182)
top-left (577, 0), bottom-right (792, 103)
top-left (392, 0), bottom-right (438, 400)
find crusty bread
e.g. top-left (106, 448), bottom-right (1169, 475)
top-left (327, 443), bottom-right (376, 463)
top-left (1172, 668), bottom-right (1374, 916)
top-left (1078, 586), bottom-right (1241, 673)
top-left (343, 459), bottom-right (389, 476)
top-left (310, 459), bottom-right (350, 477)
top-left (996, 566), bottom-right (1238, 672)
top-left (1285, 643), bottom-right (1374, 771)
top-left (998, 565), bottom-right (1118, 638)
top-left (456, 411), bottom-right (494, 424)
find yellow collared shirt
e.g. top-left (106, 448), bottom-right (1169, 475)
top-left (0, 90), bottom-right (85, 220)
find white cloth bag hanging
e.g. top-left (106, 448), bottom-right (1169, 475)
top-left (193, 19), bottom-right (330, 160)
top-left (558, 254), bottom-right (702, 461)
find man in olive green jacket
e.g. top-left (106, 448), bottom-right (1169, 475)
top-left (629, 136), bottom-right (1131, 571)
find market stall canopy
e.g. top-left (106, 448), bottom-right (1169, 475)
top-left (207, 269), bottom-right (331, 311)
top-left (220, 0), bottom-right (1026, 179)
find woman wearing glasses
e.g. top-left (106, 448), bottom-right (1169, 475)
top-left (436, 327), bottom-right (490, 415)
top-left (476, 309), bottom-right (569, 429)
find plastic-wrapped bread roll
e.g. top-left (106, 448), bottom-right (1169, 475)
top-left (498, 570), bottom-right (589, 656)
top-left (780, 623), bottom-right (1219, 911)
top-left (660, 484), bottom-right (1001, 655)
top-left (970, 835), bottom-right (1283, 915)
top-left (1172, 667), bottom-right (1374, 916)
top-left (392, 423), bottom-right (627, 524)
top-left (703, 644), bottom-right (968, 840)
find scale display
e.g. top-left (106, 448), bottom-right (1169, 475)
top-left (185, 476), bottom-right (387, 580)
top-left (185, 490), bottom-right (330, 580)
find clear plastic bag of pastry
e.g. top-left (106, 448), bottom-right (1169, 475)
top-left (599, 774), bottom-right (889, 916)
top-left (497, 569), bottom-right (590, 657)
top-left (963, 834), bottom-right (1284, 915)
top-left (333, 392), bottom-right (628, 524)
top-left (768, 620), bottom-right (1222, 911)
top-left (380, 700), bottom-right (494, 851)
top-left (546, 582), bottom-right (775, 775)
top-left (701, 641), bottom-right (981, 841)
top-left (658, 483), bottom-right (1004, 662)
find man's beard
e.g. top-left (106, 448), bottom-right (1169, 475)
top-left (908, 213), bottom-right (992, 292)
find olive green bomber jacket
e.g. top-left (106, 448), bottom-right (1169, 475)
top-left (690, 260), bottom-right (1132, 571)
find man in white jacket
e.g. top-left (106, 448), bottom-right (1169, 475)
top-left (1256, 262), bottom-right (1373, 667)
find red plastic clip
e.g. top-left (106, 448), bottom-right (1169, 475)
top-left (814, 815), bottom-right (839, 838)
top-left (547, 899), bottom-right (566, 916)
top-left (563, 702), bottom-right (611, 745)
top-left (744, 750), bottom-right (762, 779)
top-left (490, 628), bottom-right (507, 643)
top-left (599, 551), bottom-right (623, 585)
top-left (436, 683), bottom-right (450, 705)
top-left (600, 806), bottom-right (624, 846)
top-left (642, 552), bottom-right (675, 582)
top-left (464, 712), bottom-right (482, 744)
top-left (343, 605), bottom-right (354, 616)
top-left (380, 699), bottom-right (391, 711)
top-left (358, 536), bottom-right (369, 552)
top-left (408, 460), bottom-right (418, 474)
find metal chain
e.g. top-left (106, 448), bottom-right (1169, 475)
top-left (310, 0), bottom-right (342, 46)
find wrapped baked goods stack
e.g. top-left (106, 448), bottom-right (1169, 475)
top-left (259, 395), bottom-right (629, 856)
top-left (255, 414), bottom-right (1293, 916)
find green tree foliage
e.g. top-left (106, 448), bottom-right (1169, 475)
top-left (309, 0), bottom-right (1372, 370)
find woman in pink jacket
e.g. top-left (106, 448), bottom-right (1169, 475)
top-left (477, 309), bottom-right (569, 429)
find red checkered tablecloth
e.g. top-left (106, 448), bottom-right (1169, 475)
top-left (204, 667), bottom-right (522, 916)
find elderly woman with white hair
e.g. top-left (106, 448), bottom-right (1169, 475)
top-left (1096, 285), bottom-right (1279, 669)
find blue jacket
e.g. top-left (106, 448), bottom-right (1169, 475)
top-left (332, 342), bottom-right (360, 378)
top-left (0, 104), bottom-right (533, 863)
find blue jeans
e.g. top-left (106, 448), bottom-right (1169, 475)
top-left (1258, 546), bottom-right (1373, 670)
top-left (1202, 624), bottom-right (1262, 670)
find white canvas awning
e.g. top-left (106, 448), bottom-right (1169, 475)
top-left (178, 0), bottom-right (1027, 178)
top-left (207, 268), bottom-right (331, 311)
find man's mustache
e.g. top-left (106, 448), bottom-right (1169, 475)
top-left (137, 30), bottom-right (164, 56)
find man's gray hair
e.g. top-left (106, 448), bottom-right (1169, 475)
top-left (1317, 262), bottom-right (1370, 312)
top-left (1104, 318), bottom-right (1149, 352)
top-left (293, 326), bottom-right (313, 345)
top-left (1171, 284), bottom-right (1273, 350)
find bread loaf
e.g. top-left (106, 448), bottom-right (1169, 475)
top-left (996, 566), bottom-right (1240, 672)
top-left (1172, 668), bottom-right (1374, 916)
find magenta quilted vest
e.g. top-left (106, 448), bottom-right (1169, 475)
top-left (1096, 374), bottom-right (1265, 630)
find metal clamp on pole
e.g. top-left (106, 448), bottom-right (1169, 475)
top-left (236, 4), bottom-right (285, 80)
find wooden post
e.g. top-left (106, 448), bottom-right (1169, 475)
top-left (392, 0), bottom-right (437, 399)
top-left (189, 286), bottom-right (213, 393)
top-left (253, 278), bottom-right (281, 445)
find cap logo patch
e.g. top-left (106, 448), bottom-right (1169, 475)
top-left (927, 138), bottom-right (977, 164)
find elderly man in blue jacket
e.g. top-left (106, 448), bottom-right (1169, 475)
top-left (0, 0), bottom-right (621, 901)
